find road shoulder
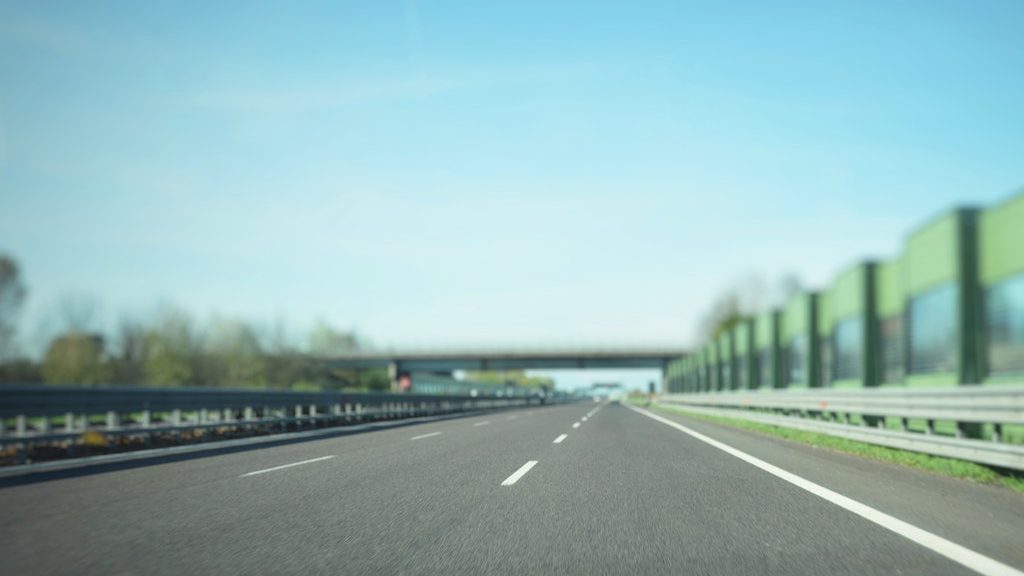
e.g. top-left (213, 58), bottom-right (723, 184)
top-left (642, 403), bottom-right (1024, 569)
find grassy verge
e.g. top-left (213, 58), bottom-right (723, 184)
top-left (645, 401), bottom-right (1024, 494)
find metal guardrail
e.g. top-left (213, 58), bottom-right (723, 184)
top-left (0, 385), bottom-right (552, 462)
top-left (659, 385), bottom-right (1024, 471)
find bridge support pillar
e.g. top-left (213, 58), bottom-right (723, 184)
top-left (388, 362), bottom-right (399, 393)
top-left (389, 362), bottom-right (412, 393)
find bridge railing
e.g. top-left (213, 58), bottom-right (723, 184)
top-left (0, 385), bottom-right (552, 463)
top-left (659, 384), bottom-right (1024, 471)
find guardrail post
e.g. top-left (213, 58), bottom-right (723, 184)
top-left (899, 418), bottom-right (908, 432)
top-left (38, 416), bottom-right (51, 434)
top-left (309, 404), bottom-right (318, 426)
top-left (16, 414), bottom-right (28, 436)
top-left (198, 409), bottom-right (209, 441)
top-left (65, 412), bottom-right (75, 433)
top-left (993, 424), bottom-right (1003, 443)
top-left (138, 409), bottom-right (153, 447)
top-left (925, 420), bottom-right (935, 435)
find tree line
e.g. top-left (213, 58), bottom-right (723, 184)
top-left (0, 253), bottom-right (388, 390)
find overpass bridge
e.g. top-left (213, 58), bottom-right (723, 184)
top-left (321, 347), bottom-right (684, 379)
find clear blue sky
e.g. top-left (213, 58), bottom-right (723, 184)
top-left (1, 1), bottom-right (1022, 388)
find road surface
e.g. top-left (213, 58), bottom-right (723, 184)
top-left (1, 401), bottom-right (1022, 575)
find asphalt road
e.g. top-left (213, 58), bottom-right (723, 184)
top-left (1, 401), bottom-right (1022, 575)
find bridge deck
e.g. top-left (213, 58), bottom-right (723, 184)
top-left (321, 349), bottom-right (687, 371)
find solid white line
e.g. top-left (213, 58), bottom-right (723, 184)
top-left (501, 460), bottom-right (538, 486)
top-left (582, 417), bottom-right (588, 422)
top-left (572, 422), bottom-right (580, 429)
top-left (625, 404), bottom-right (1024, 576)
top-left (553, 434), bottom-right (568, 444)
top-left (411, 432), bottom-right (442, 440)
top-left (240, 455), bottom-right (335, 477)
top-left (473, 421), bottom-right (491, 427)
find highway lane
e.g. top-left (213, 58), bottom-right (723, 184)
top-left (0, 401), bottom-right (1021, 575)
top-left (0, 403), bottom-right (581, 575)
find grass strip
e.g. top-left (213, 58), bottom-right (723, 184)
top-left (644, 401), bottom-right (1024, 494)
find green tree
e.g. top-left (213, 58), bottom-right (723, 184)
top-left (358, 368), bottom-right (390, 391)
top-left (0, 254), bottom-right (27, 360)
top-left (697, 273), bottom-right (802, 341)
top-left (112, 319), bottom-right (147, 384)
top-left (463, 370), bottom-right (554, 389)
top-left (265, 351), bottom-right (316, 389)
top-left (261, 317), bottom-right (308, 388)
top-left (0, 358), bottom-right (42, 383)
top-left (205, 318), bottom-right (266, 388)
top-left (698, 290), bottom-right (744, 340)
top-left (308, 320), bottom-right (362, 356)
top-left (143, 307), bottom-right (197, 387)
top-left (42, 332), bottom-right (112, 385)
